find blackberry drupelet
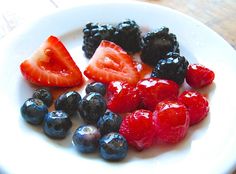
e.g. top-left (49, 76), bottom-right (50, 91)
top-left (114, 19), bottom-right (141, 53)
top-left (140, 27), bottom-right (180, 66)
top-left (151, 52), bottom-right (189, 85)
top-left (82, 22), bottom-right (116, 58)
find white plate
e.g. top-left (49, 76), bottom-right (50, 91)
top-left (0, 1), bottom-right (236, 174)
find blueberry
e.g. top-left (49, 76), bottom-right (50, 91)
top-left (78, 92), bottom-right (107, 124)
top-left (20, 98), bottom-right (48, 125)
top-left (85, 82), bottom-right (106, 96)
top-left (99, 132), bottom-right (128, 161)
top-left (55, 91), bottom-right (81, 117)
top-left (72, 125), bottom-right (101, 153)
top-left (32, 88), bottom-right (53, 107)
top-left (43, 110), bottom-right (72, 139)
top-left (97, 111), bottom-right (122, 136)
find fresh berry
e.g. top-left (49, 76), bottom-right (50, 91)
top-left (119, 109), bottom-right (155, 151)
top-left (99, 132), bottom-right (128, 161)
top-left (85, 81), bottom-right (106, 96)
top-left (84, 40), bottom-right (140, 85)
top-left (82, 23), bottom-right (116, 58)
top-left (107, 81), bottom-right (141, 113)
top-left (136, 78), bottom-right (179, 111)
top-left (97, 111), bottom-right (122, 136)
top-left (78, 92), bottom-right (107, 124)
top-left (153, 100), bottom-right (189, 144)
top-left (114, 19), bottom-right (141, 53)
top-left (54, 91), bottom-right (81, 117)
top-left (32, 88), bottom-right (53, 107)
top-left (186, 64), bottom-right (215, 88)
top-left (151, 52), bottom-right (189, 85)
top-left (72, 125), bottom-right (101, 153)
top-left (20, 98), bottom-right (48, 125)
top-left (178, 90), bottom-right (209, 126)
top-left (140, 27), bottom-right (180, 66)
top-left (43, 110), bottom-right (72, 139)
top-left (20, 35), bottom-right (83, 87)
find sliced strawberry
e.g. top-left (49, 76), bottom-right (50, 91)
top-left (84, 40), bottom-right (140, 84)
top-left (20, 35), bottom-right (83, 87)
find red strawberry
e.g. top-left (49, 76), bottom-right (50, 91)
top-left (20, 35), bottom-right (83, 87)
top-left (153, 100), bottom-right (190, 144)
top-left (136, 78), bottom-right (179, 111)
top-left (107, 81), bottom-right (141, 113)
top-left (186, 64), bottom-right (215, 88)
top-left (84, 40), bottom-right (140, 85)
top-left (178, 90), bottom-right (209, 126)
top-left (119, 109), bottom-right (155, 151)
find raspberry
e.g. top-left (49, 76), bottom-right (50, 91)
top-left (186, 64), bottom-right (215, 88)
top-left (119, 109), bottom-right (155, 151)
top-left (107, 81), bottom-right (141, 113)
top-left (178, 90), bottom-right (209, 126)
top-left (153, 100), bottom-right (189, 144)
top-left (136, 78), bottom-right (179, 111)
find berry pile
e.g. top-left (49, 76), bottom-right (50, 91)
top-left (20, 83), bottom-right (128, 161)
top-left (21, 89), bottom-right (74, 139)
top-left (20, 77), bottom-right (212, 160)
top-left (19, 20), bottom-right (215, 162)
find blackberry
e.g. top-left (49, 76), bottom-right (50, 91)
top-left (114, 19), bottom-right (141, 53)
top-left (140, 27), bottom-right (180, 66)
top-left (82, 22), bottom-right (116, 58)
top-left (151, 52), bottom-right (189, 85)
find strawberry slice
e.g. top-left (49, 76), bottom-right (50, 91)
top-left (20, 36), bottom-right (83, 87)
top-left (84, 40), bottom-right (140, 84)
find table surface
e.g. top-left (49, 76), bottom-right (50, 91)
top-left (0, 0), bottom-right (236, 173)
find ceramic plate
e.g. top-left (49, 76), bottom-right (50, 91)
top-left (0, 1), bottom-right (236, 174)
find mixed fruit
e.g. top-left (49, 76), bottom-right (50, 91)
top-left (20, 19), bottom-right (215, 161)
